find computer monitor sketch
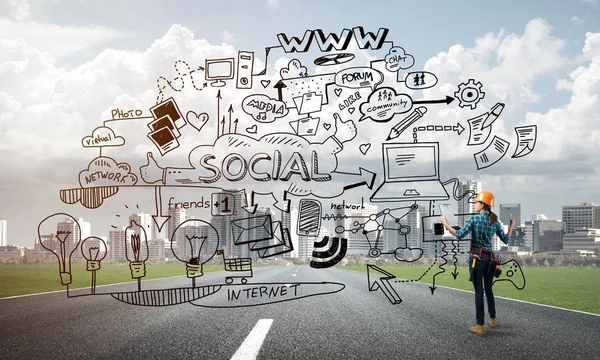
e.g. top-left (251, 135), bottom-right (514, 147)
top-left (205, 58), bottom-right (235, 87)
top-left (384, 143), bottom-right (438, 182)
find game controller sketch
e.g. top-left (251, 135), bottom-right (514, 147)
top-left (493, 259), bottom-right (526, 290)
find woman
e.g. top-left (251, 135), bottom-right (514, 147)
top-left (440, 190), bottom-right (515, 337)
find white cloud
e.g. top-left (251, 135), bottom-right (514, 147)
top-left (581, 0), bottom-right (598, 6)
top-left (5, 0), bottom-right (32, 21)
top-left (220, 30), bottom-right (236, 44)
top-left (570, 16), bottom-right (583, 24)
top-left (0, 18), bottom-right (129, 59)
top-left (2, 19), bottom-right (600, 236)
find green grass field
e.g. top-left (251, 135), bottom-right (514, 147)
top-left (339, 265), bottom-right (600, 314)
top-left (1, 264), bottom-right (599, 315)
top-left (0, 263), bottom-right (223, 298)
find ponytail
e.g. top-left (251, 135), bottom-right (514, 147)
top-left (483, 203), bottom-right (498, 224)
top-left (489, 211), bottom-right (498, 225)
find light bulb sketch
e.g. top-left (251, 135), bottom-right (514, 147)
top-left (37, 213), bottom-right (82, 290)
top-left (81, 236), bottom-right (107, 295)
top-left (170, 219), bottom-right (219, 288)
top-left (125, 220), bottom-right (149, 292)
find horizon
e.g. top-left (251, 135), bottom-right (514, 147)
top-left (2, 0), bottom-right (600, 247)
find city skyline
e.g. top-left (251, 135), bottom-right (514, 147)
top-left (2, 1), bottom-right (600, 248)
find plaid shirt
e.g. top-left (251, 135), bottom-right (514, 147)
top-left (455, 212), bottom-right (510, 250)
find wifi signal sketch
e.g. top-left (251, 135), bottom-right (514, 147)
top-left (310, 236), bottom-right (348, 269)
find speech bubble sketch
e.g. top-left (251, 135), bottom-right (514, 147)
top-left (384, 46), bottom-right (415, 72)
top-left (474, 135), bottom-right (510, 170)
top-left (401, 71), bottom-right (439, 90)
top-left (242, 94), bottom-right (289, 123)
top-left (79, 157), bottom-right (138, 188)
top-left (334, 67), bottom-right (384, 91)
top-left (280, 59), bottom-right (308, 79)
top-left (358, 87), bottom-right (413, 123)
top-left (467, 112), bottom-right (492, 146)
top-left (81, 126), bottom-right (125, 148)
top-left (512, 125), bottom-right (538, 158)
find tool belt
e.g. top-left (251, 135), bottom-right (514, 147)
top-left (469, 247), bottom-right (502, 280)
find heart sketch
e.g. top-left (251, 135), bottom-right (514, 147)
top-left (186, 111), bottom-right (210, 132)
top-left (359, 143), bottom-right (371, 155)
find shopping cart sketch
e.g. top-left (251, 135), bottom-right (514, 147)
top-left (217, 249), bottom-right (253, 284)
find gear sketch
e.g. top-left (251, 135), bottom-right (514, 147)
top-left (454, 79), bottom-right (485, 110)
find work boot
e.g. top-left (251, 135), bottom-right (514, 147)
top-left (489, 318), bottom-right (497, 328)
top-left (469, 324), bottom-right (486, 337)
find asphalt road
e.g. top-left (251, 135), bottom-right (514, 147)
top-left (1, 265), bottom-right (599, 360)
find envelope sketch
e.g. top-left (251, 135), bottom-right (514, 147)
top-left (230, 214), bottom-right (274, 245)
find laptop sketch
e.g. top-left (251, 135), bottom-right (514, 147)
top-left (370, 142), bottom-right (449, 202)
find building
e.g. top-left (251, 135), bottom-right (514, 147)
top-left (0, 219), bottom-right (7, 246)
top-left (107, 227), bottom-right (135, 262)
top-left (211, 189), bottom-right (260, 260)
top-left (562, 203), bottom-right (600, 234)
top-left (129, 213), bottom-right (154, 240)
top-left (174, 222), bottom-right (215, 262)
top-left (167, 205), bottom-right (186, 243)
top-left (281, 209), bottom-right (292, 258)
top-left (523, 220), bottom-right (534, 250)
top-left (56, 217), bottom-right (90, 259)
top-left (562, 228), bottom-right (600, 253)
top-left (533, 220), bottom-right (563, 252)
top-left (289, 207), bottom-right (299, 258)
top-left (500, 204), bottom-right (521, 227)
top-left (457, 180), bottom-right (481, 226)
top-left (334, 202), bottom-right (378, 255)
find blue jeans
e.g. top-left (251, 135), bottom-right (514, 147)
top-left (471, 254), bottom-right (496, 325)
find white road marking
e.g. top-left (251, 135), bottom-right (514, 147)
top-left (404, 281), bottom-right (600, 317)
top-left (292, 273), bottom-right (297, 277)
top-left (231, 319), bottom-right (273, 360)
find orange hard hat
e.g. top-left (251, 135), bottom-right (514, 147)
top-left (475, 191), bottom-right (495, 207)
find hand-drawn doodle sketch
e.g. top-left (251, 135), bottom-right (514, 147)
top-left (474, 135), bottom-right (510, 170)
top-left (481, 102), bottom-right (505, 129)
top-left (367, 265), bottom-right (402, 304)
top-left (39, 24), bottom-right (535, 310)
top-left (80, 236), bottom-right (107, 295)
top-left (399, 71), bottom-right (438, 90)
top-left (370, 143), bottom-right (449, 203)
top-left (454, 79), bottom-right (485, 109)
top-left (467, 112), bottom-right (493, 146)
top-left (156, 60), bottom-right (206, 104)
top-left (512, 125), bottom-right (538, 158)
top-left (309, 236), bottom-right (348, 268)
top-left (384, 46), bottom-right (415, 72)
top-left (205, 57), bottom-right (235, 87)
top-left (386, 106), bottom-right (428, 140)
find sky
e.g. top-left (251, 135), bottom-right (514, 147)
top-left (1, 0), bottom-right (600, 247)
